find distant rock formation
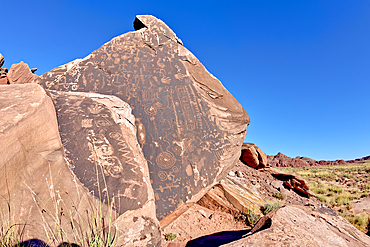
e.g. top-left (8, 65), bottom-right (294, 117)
top-left (267, 152), bottom-right (347, 167)
top-left (348, 155), bottom-right (370, 163)
top-left (36, 15), bottom-right (250, 226)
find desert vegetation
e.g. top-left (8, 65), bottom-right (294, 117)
top-left (277, 160), bottom-right (370, 233)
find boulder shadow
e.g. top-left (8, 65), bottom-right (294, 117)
top-left (16, 239), bottom-right (80, 247)
top-left (185, 229), bottom-right (250, 246)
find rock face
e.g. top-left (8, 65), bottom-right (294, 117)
top-left (36, 15), bottom-right (249, 225)
top-left (49, 90), bottom-right (161, 246)
top-left (222, 205), bottom-right (370, 247)
top-left (268, 152), bottom-right (347, 167)
top-left (7, 61), bottom-right (38, 84)
top-left (0, 84), bottom-right (161, 246)
top-left (240, 143), bottom-right (267, 169)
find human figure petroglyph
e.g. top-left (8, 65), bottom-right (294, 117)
top-left (36, 15), bottom-right (249, 221)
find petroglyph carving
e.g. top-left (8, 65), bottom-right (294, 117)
top-left (37, 15), bottom-right (249, 223)
top-left (156, 151), bottom-right (176, 170)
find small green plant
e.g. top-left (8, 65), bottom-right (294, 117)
top-left (165, 233), bottom-right (177, 241)
top-left (277, 160), bottom-right (370, 233)
top-left (261, 202), bottom-right (282, 215)
top-left (272, 192), bottom-right (286, 200)
top-left (242, 208), bottom-right (261, 227)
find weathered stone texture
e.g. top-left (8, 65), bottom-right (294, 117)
top-left (49, 90), bottom-right (161, 246)
top-left (240, 143), bottom-right (267, 169)
top-left (36, 15), bottom-right (249, 225)
top-left (0, 84), bottom-right (160, 246)
top-left (222, 205), bottom-right (370, 247)
top-left (7, 61), bottom-right (38, 84)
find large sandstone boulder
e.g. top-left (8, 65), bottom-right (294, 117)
top-left (36, 15), bottom-right (250, 225)
top-left (240, 143), bottom-right (267, 169)
top-left (0, 84), bottom-right (161, 246)
top-left (222, 205), bottom-right (370, 247)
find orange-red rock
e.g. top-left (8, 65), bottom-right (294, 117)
top-left (240, 143), bottom-right (267, 169)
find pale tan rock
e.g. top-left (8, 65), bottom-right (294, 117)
top-left (0, 84), bottom-right (161, 246)
top-left (220, 176), bottom-right (265, 214)
top-left (7, 61), bottom-right (38, 84)
top-left (49, 90), bottom-right (162, 246)
top-left (222, 205), bottom-right (370, 247)
top-left (197, 185), bottom-right (241, 217)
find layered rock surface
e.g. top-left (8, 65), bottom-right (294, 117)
top-left (0, 84), bottom-right (160, 246)
top-left (222, 205), bottom-right (370, 247)
top-left (49, 90), bottom-right (161, 246)
top-left (36, 15), bottom-right (249, 225)
top-left (240, 143), bottom-right (267, 169)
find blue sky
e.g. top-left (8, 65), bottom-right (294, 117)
top-left (2, 1), bottom-right (369, 160)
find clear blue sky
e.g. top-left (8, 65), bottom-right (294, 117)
top-left (2, 1), bottom-right (369, 160)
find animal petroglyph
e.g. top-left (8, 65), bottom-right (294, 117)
top-left (37, 15), bottom-right (249, 223)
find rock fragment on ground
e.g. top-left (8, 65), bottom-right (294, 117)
top-left (265, 167), bottom-right (315, 197)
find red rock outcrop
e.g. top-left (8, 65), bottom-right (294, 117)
top-left (240, 143), bottom-right (267, 169)
top-left (265, 168), bottom-right (315, 197)
top-left (267, 152), bottom-right (347, 167)
top-left (36, 15), bottom-right (250, 226)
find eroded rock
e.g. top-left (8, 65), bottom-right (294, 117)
top-left (220, 176), bottom-right (265, 214)
top-left (240, 143), bottom-right (267, 169)
top-left (0, 84), bottom-right (160, 246)
top-left (7, 61), bottom-right (38, 84)
top-left (36, 15), bottom-right (249, 225)
top-left (49, 90), bottom-right (161, 246)
top-left (265, 167), bottom-right (315, 197)
top-left (222, 205), bottom-right (370, 247)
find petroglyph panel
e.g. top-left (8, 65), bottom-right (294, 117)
top-left (37, 15), bottom-right (250, 223)
top-left (50, 91), bottom-right (148, 215)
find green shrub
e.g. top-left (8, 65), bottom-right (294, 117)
top-left (165, 233), bottom-right (177, 241)
top-left (261, 202), bottom-right (282, 215)
top-left (272, 192), bottom-right (286, 200)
